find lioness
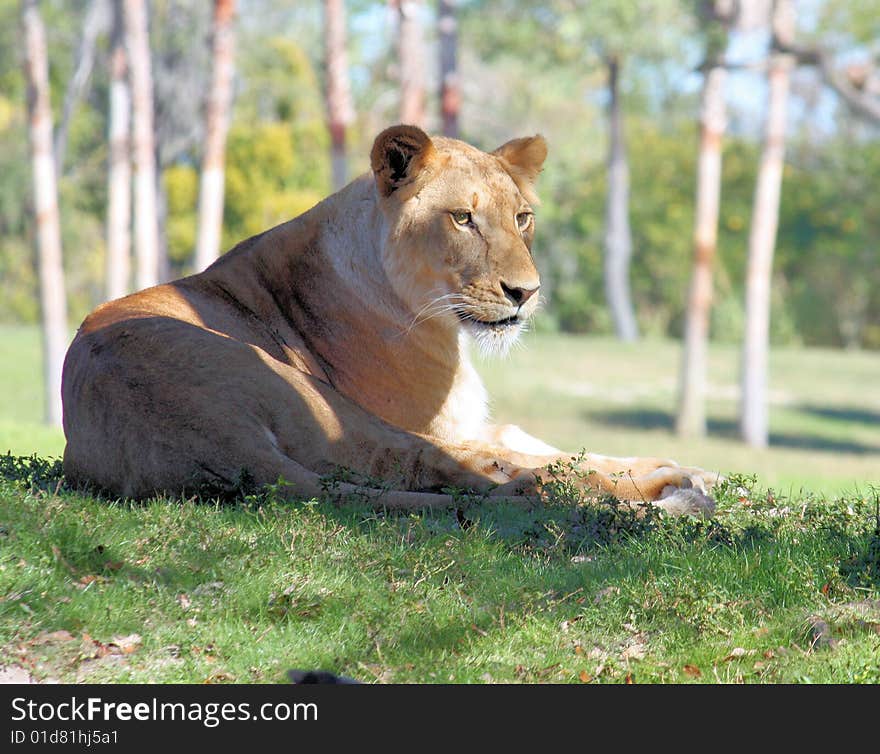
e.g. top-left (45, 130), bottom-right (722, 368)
top-left (62, 125), bottom-right (717, 515)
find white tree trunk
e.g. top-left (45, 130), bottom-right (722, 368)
top-left (194, 0), bottom-right (236, 271)
top-left (676, 64), bottom-right (728, 437)
top-left (740, 0), bottom-right (794, 447)
top-left (324, 0), bottom-right (353, 192)
top-left (22, 0), bottom-right (68, 427)
top-left (603, 56), bottom-right (639, 342)
top-left (124, 0), bottom-right (159, 291)
top-left (394, 0), bottom-right (426, 128)
top-left (55, 0), bottom-right (108, 176)
top-left (106, 0), bottom-right (131, 301)
top-left (438, 0), bottom-right (460, 138)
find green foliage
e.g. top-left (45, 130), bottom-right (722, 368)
top-left (0, 92), bottom-right (37, 323)
top-left (777, 139), bottom-right (880, 349)
top-left (164, 164), bottom-right (198, 265)
top-left (1, 0), bottom-right (878, 349)
top-left (533, 121), bottom-right (880, 347)
top-left (0, 452), bottom-right (63, 492)
top-left (223, 121), bottom-right (324, 245)
top-left (165, 36), bottom-right (330, 267)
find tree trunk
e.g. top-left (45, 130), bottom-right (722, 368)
top-left (22, 0), bottom-right (68, 427)
top-left (740, 0), bottom-right (794, 447)
top-left (124, 0), bottom-right (160, 291)
top-left (55, 0), bottom-right (108, 177)
top-left (676, 37), bottom-right (729, 437)
top-left (438, 0), bottom-right (459, 138)
top-left (156, 168), bottom-right (171, 282)
top-left (603, 55), bottom-right (638, 342)
top-left (106, 0), bottom-right (131, 301)
top-left (324, 0), bottom-right (353, 191)
top-left (194, 0), bottom-right (236, 271)
top-left (394, 0), bottom-right (426, 128)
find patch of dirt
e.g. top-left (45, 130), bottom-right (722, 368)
top-left (2, 629), bottom-right (144, 683)
top-left (0, 665), bottom-right (37, 684)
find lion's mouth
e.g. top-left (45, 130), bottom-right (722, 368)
top-left (457, 310), bottom-right (521, 329)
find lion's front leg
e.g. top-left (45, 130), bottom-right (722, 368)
top-left (487, 451), bottom-right (719, 517)
top-left (574, 454), bottom-right (721, 498)
top-left (471, 426), bottom-right (719, 516)
top-left (484, 422), bottom-right (562, 457)
top-left (574, 455), bottom-right (720, 517)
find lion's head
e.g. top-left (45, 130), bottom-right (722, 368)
top-left (370, 125), bottom-right (547, 355)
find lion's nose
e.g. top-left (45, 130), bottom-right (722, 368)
top-left (500, 282), bottom-right (540, 307)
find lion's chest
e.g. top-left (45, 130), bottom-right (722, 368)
top-left (428, 352), bottom-right (489, 444)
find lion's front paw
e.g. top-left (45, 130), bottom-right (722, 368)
top-left (653, 483), bottom-right (716, 518)
top-left (488, 468), bottom-right (541, 497)
top-left (637, 464), bottom-right (722, 496)
top-left (628, 465), bottom-right (722, 517)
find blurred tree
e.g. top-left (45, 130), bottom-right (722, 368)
top-left (105, 0), bottom-right (131, 301)
top-left (194, 0), bottom-right (237, 271)
top-left (778, 20), bottom-right (880, 123)
top-left (0, 0), bottom-right (877, 356)
top-left (221, 37), bottom-right (329, 244)
top-left (150, 0), bottom-right (210, 279)
top-left (22, 0), bottom-right (67, 426)
top-left (391, 0), bottom-right (426, 127)
top-left (438, 0), bottom-right (460, 137)
top-left (324, 0), bottom-right (354, 190)
top-left (740, 0), bottom-right (795, 447)
top-left (676, 0), bottom-right (735, 438)
top-left (55, 0), bottom-right (108, 177)
top-left (124, 0), bottom-right (160, 291)
top-left (602, 52), bottom-right (638, 342)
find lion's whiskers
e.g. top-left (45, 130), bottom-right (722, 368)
top-left (397, 292), bottom-right (466, 337)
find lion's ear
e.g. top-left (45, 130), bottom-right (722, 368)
top-left (492, 135), bottom-right (548, 190)
top-left (370, 125), bottom-right (437, 198)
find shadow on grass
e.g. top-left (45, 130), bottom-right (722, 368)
top-left (797, 404), bottom-right (880, 426)
top-left (585, 408), bottom-right (880, 455)
top-left (4, 454), bottom-right (880, 628)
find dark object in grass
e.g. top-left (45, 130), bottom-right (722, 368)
top-left (806, 616), bottom-right (838, 651)
top-left (287, 669), bottom-right (361, 685)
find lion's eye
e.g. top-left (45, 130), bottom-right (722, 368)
top-left (451, 210), bottom-right (472, 226)
top-left (516, 212), bottom-right (533, 231)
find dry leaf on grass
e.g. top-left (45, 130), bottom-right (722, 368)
top-left (34, 630), bottom-right (75, 645)
top-left (559, 615), bottom-right (584, 632)
top-left (79, 633), bottom-right (142, 659)
top-left (203, 672), bottom-right (235, 684)
top-left (683, 664), bottom-right (702, 678)
top-left (594, 586), bottom-right (620, 605)
top-left (110, 634), bottom-right (142, 654)
top-left (621, 643), bottom-right (647, 662)
top-left (193, 581), bottom-right (225, 596)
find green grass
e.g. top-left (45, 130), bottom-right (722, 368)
top-left (0, 326), bottom-right (66, 459)
top-left (1, 457), bottom-right (879, 683)
top-left (1, 325), bottom-right (879, 683)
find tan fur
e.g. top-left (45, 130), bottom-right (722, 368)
top-left (62, 126), bottom-right (719, 515)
